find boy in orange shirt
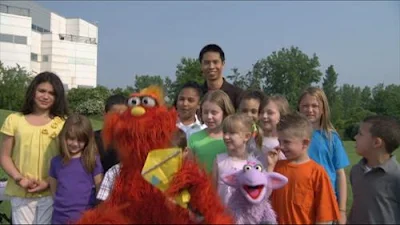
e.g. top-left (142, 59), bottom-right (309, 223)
top-left (267, 112), bottom-right (340, 224)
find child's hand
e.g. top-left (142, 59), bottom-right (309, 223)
top-left (27, 180), bottom-right (49, 193)
top-left (338, 211), bottom-right (347, 224)
top-left (183, 147), bottom-right (195, 161)
top-left (28, 180), bottom-right (38, 189)
top-left (266, 148), bottom-right (280, 172)
top-left (17, 177), bottom-right (35, 189)
top-left (182, 147), bottom-right (189, 159)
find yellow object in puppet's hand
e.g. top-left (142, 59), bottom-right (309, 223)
top-left (141, 147), bottom-right (190, 208)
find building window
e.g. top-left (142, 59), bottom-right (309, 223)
top-left (0, 33), bottom-right (13, 43)
top-left (58, 33), bottom-right (96, 45)
top-left (14, 36), bottom-right (27, 45)
top-left (42, 55), bottom-right (49, 62)
top-left (0, 33), bottom-right (27, 45)
top-left (68, 57), bottom-right (95, 66)
top-left (63, 84), bottom-right (69, 91)
top-left (32, 24), bottom-right (50, 33)
top-left (31, 53), bottom-right (38, 62)
top-left (78, 85), bottom-right (94, 89)
top-left (0, 4), bottom-right (30, 17)
top-left (0, 4), bottom-right (7, 13)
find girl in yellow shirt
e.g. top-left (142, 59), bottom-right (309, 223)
top-left (0, 72), bottom-right (69, 224)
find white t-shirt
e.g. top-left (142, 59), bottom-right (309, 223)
top-left (176, 115), bottom-right (207, 141)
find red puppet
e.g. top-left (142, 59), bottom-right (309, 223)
top-left (75, 86), bottom-right (233, 224)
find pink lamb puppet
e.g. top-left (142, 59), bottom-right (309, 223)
top-left (222, 158), bottom-right (288, 224)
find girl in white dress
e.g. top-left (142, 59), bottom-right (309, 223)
top-left (259, 95), bottom-right (291, 163)
top-left (212, 114), bottom-right (256, 205)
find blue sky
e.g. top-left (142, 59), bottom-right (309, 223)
top-left (38, 1), bottom-right (400, 89)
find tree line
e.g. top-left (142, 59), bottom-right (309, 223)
top-left (1, 46), bottom-right (399, 140)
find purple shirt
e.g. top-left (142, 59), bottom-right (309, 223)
top-left (49, 155), bottom-right (103, 224)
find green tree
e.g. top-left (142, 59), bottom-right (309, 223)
top-left (338, 84), bottom-right (362, 119)
top-left (322, 65), bottom-right (340, 125)
top-left (163, 77), bottom-right (174, 105)
top-left (125, 86), bottom-right (135, 95)
top-left (342, 107), bottom-right (375, 140)
top-left (75, 99), bottom-right (104, 116)
top-left (252, 46), bottom-right (323, 106)
top-left (322, 65), bottom-right (338, 105)
top-left (134, 74), bottom-right (173, 102)
top-left (110, 87), bottom-right (126, 96)
top-left (382, 84), bottom-right (400, 117)
top-left (331, 96), bottom-right (344, 131)
top-left (337, 84), bottom-right (376, 139)
top-left (371, 83), bottom-right (385, 115)
top-left (67, 85), bottom-right (111, 115)
top-left (0, 62), bottom-right (32, 111)
top-left (174, 57), bottom-right (203, 86)
top-left (371, 84), bottom-right (400, 117)
top-left (360, 86), bottom-right (372, 111)
top-left (226, 68), bottom-right (262, 90)
top-left (134, 75), bottom-right (164, 92)
top-left (94, 85), bottom-right (112, 101)
top-left (227, 68), bottom-right (248, 90)
top-left (110, 86), bottom-right (135, 97)
top-left (169, 57), bottom-right (204, 103)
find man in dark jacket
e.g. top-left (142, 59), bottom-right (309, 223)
top-left (199, 44), bottom-right (243, 109)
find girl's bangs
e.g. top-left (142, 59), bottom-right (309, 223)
top-left (66, 125), bottom-right (88, 142)
top-left (222, 118), bottom-right (243, 133)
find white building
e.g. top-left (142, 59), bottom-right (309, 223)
top-left (0, 1), bottom-right (98, 90)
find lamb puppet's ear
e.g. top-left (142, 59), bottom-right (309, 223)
top-left (267, 172), bottom-right (288, 190)
top-left (221, 171), bottom-right (241, 187)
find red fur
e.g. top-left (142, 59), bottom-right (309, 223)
top-left (167, 159), bottom-right (234, 224)
top-left (75, 89), bottom-right (233, 224)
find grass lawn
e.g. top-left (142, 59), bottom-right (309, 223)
top-left (0, 109), bottom-right (399, 222)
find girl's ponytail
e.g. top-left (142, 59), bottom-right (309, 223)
top-left (253, 123), bottom-right (264, 150)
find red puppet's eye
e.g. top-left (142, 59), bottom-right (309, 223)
top-left (142, 97), bottom-right (156, 108)
top-left (128, 97), bottom-right (141, 107)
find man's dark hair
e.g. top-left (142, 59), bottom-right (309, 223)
top-left (198, 44), bottom-right (225, 62)
top-left (363, 115), bottom-right (400, 154)
top-left (105, 94), bottom-right (128, 113)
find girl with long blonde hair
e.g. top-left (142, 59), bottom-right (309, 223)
top-left (298, 87), bottom-right (349, 224)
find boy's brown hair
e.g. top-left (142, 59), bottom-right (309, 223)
top-left (277, 112), bottom-right (313, 139)
top-left (363, 115), bottom-right (400, 154)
